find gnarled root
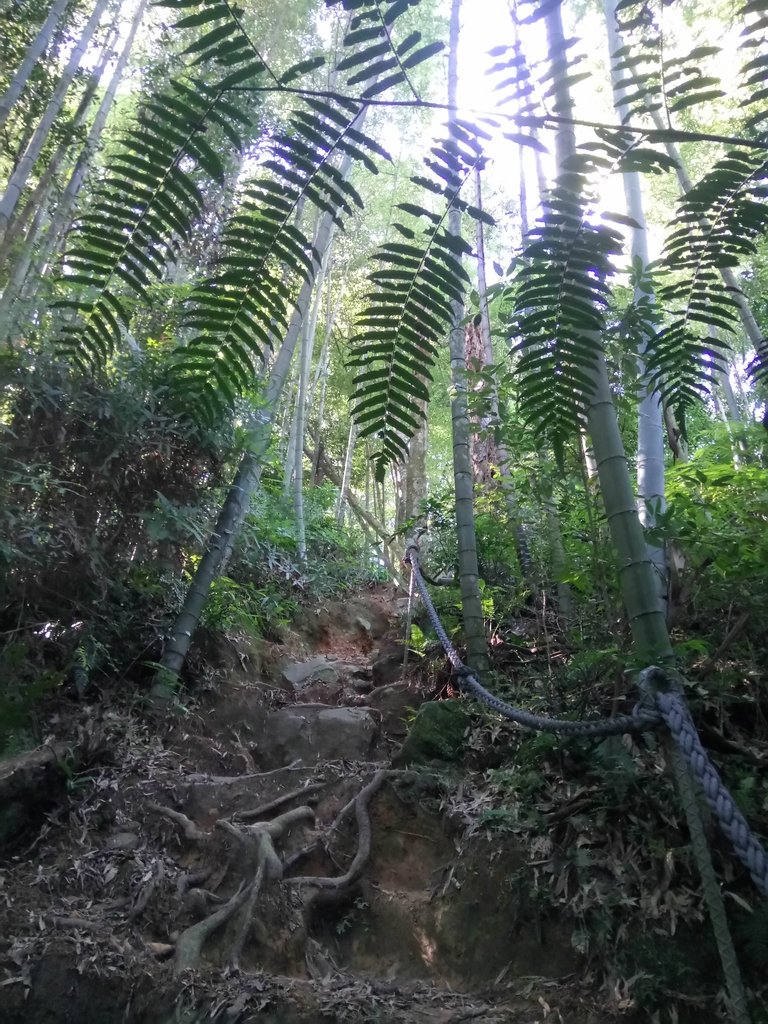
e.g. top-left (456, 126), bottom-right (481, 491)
top-left (149, 795), bottom-right (318, 972)
top-left (174, 883), bottom-right (249, 975)
top-left (147, 802), bottom-right (207, 842)
top-left (286, 770), bottom-right (392, 892)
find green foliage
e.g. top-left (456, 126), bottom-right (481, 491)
top-left (648, 436), bottom-right (768, 619)
top-left (508, 133), bottom-right (674, 450)
top-left (733, 901), bottom-right (768, 975)
top-left (235, 474), bottom-right (385, 600)
top-left (608, 4), bottom-right (726, 122)
top-left (0, 350), bottom-right (234, 725)
top-left (56, 74), bottom-right (254, 373)
top-left (618, 930), bottom-right (718, 1014)
top-left (350, 129), bottom-right (487, 479)
top-left (52, 0), bottom-right (445, 430)
top-left (200, 573), bottom-right (297, 638)
top-left (653, 147), bottom-right (768, 415)
top-left (173, 92), bottom-right (389, 421)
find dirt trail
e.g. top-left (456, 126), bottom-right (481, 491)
top-left (0, 585), bottom-right (608, 1024)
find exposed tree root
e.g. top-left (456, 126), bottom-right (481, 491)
top-left (147, 801), bottom-right (207, 842)
top-left (44, 915), bottom-right (107, 932)
top-left (234, 782), bottom-right (325, 822)
top-left (176, 869), bottom-right (210, 896)
top-left (287, 770), bottom-right (392, 891)
top-left (229, 861), bottom-right (265, 969)
top-left (174, 883), bottom-right (248, 975)
top-left (171, 805), bottom-right (317, 971)
top-left (184, 760), bottom-right (305, 785)
top-left (149, 770), bottom-right (413, 974)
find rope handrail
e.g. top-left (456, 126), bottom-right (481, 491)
top-left (405, 546), bottom-right (661, 737)
top-left (404, 545), bottom-right (768, 896)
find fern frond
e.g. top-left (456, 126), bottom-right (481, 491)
top-left (649, 147), bottom-right (768, 415)
top-left (171, 96), bottom-right (389, 421)
top-left (737, 0), bottom-right (768, 129)
top-left (606, 2), bottom-right (725, 124)
top-left (349, 123), bottom-right (494, 480)
top-left (328, 0), bottom-right (444, 97)
top-left (158, 0), bottom-right (267, 76)
top-left (55, 77), bottom-right (253, 371)
top-left (509, 177), bottom-right (624, 445)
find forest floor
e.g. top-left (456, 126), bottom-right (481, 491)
top-left (0, 584), bottom-right (725, 1023)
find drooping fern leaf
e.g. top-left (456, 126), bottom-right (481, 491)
top-left (53, 0), bottom-right (443, 425)
top-left (506, 129), bottom-right (677, 448)
top-left (607, 2), bottom-right (725, 123)
top-left (171, 95), bottom-right (389, 422)
top-left (737, 0), bottom-right (768, 131)
top-left (169, 0), bottom-right (268, 75)
top-left (510, 186), bottom-right (623, 445)
top-left (56, 75), bottom-right (254, 371)
top-left (329, 0), bottom-right (444, 99)
top-left (650, 147), bottom-right (768, 409)
top-left (167, 0), bottom-right (444, 422)
top-left (349, 120), bottom-right (499, 480)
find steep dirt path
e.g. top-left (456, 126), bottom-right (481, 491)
top-left (0, 586), bottom-right (607, 1024)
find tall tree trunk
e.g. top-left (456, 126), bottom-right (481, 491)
top-left (716, 363), bottom-right (743, 424)
top-left (157, 128), bottom-right (361, 682)
top-left (447, 0), bottom-right (488, 674)
top-left (603, 0), bottom-right (667, 614)
top-left (157, 282), bottom-right (318, 684)
top-left (308, 281), bottom-right (337, 483)
top-left (0, 0), bottom-right (111, 238)
top-left (544, 4), bottom-right (670, 661)
top-left (311, 442), bottom-right (387, 543)
top-left (35, 0), bottom-right (149, 280)
top-left (473, 166), bottom-right (535, 585)
top-left (548, 6), bottom-right (747, 1017)
top-left (0, 205), bottom-right (45, 341)
top-left (0, 0), bottom-right (72, 134)
top-left (335, 420), bottom-right (357, 526)
top-left (294, 229), bottom-right (333, 561)
top-left (0, 27), bottom-right (114, 269)
top-left (514, 79), bottom-right (569, 607)
top-left (403, 406), bottom-right (427, 522)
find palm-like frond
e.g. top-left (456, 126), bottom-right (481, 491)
top-left (171, 96), bottom-right (389, 421)
top-left (56, 76), bottom-right (253, 371)
top-left (737, 0), bottom-right (768, 130)
top-left (508, 130), bottom-right (676, 446)
top-left (651, 148), bottom-right (768, 409)
top-left (329, 0), bottom-right (443, 99)
top-left (510, 187), bottom-right (622, 445)
top-left (54, 0), bottom-right (443, 421)
top-left (607, 2), bottom-right (724, 123)
top-left (166, 0), bottom-right (447, 427)
top-left (349, 122), bottom-right (498, 480)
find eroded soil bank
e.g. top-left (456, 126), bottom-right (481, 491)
top-left (0, 586), bottom-right (724, 1022)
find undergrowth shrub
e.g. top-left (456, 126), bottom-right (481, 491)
top-left (0, 353), bottom-right (385, 750)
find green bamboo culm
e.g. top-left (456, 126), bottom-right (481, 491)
top-left (540, 2), bottom-right (749, 1017)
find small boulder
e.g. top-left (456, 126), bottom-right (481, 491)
top-left (295, 679), bottom-right (343, 705)
top-left (369, 681), bottom-right (424, 737)
top-left (280, 657), bottom-right (340, 690)
top-left (371, 642), bottom-right (414, 687)
top-left (392, 700), bottom-right (470, 766)
top-left (259, 706), bottom-right (377, 767)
